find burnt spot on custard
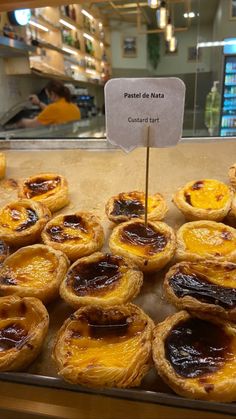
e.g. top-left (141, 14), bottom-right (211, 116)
top-left (221, 230), bottom-right (233, 241)
top-left (66, 254), bottom-right (123, 296)
top-left (24, 176), bottom-right (61, 198)
top-left (0, 240), bottom-right (8, 262)
top-left (169, 268), bottom-right (236, 309)
top-left (111, 193), bottom-right (144, 218)
top-left (0, 323), bottom-right (28, 351)
top-left (46, 215), bottom-right (88, 243)
top-left (165, 317), bottom-right (232, 378)
top-left (0, 275), bottom-right (17, 286)
top-left (191, 181), bottom-right (204, 190)
top-left (184, 193), bottom-right (192, 206)
top-left (70, 308), bottom-right (146, 341)
top-left (120, 222), bottom-right (167, 255)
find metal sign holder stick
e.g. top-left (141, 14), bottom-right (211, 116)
top-left (144, 125), bottom-right (150, 226)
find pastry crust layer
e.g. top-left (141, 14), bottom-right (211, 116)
top-left (60, 252), bottom-right (143, 308)
top-left (152, 310), bottom-right (236, 402)
top-left (18, 173), bottom-right (69, 212)
top-left (53, 303), bottom-right (154, 388)
top-left (42, 212), bottom-right (104, 261)
top-left (0, 199), bottom-right (51, 247)
top-left (105, 191), bottom-right (168, 223)
top-left (173, 179), bottom-right (232, 221)
top-left (109, 219), bottom-right (175, 272)
top-left (0, 295), bottom-right (49, 371)
top-left (0, 244), bottom-right (69, 303)
top-left (176, 220), bottom-right (236, 262)
top-left (228, 163), bottom-right (236, 190)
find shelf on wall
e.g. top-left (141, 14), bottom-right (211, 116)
top-left (0, 36), bottom-right (35, 57)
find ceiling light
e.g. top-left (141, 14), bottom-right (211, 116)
top-left (148, 0), bottom-right (161, 9)
top-left (29, 20), bottom-right (49, 32)
top-left (165, 17), bottom-right (173, 41)
top-left (81, 9), bottom-right (94, 20)
top-left (100, 42), bottom-right (104, 47)
top-left (169, 36), bottom-right (177, 52)
top-left (62, 46), bottom-right (78, 55)
top-left (83, 33), bottom-right (94, 41)
top-left (59, 18), bottom-right (76, 30)
top-left (98, 22), bottom-right (103, 28)
top-left (184, 11), bottom-right (196, 18)
top-left (156, 1), bottom-right (167, 29)
top-left (197, 40), bottom-right (236, 48)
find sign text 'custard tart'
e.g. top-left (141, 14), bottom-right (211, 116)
top-left (164, 260), bottom-right (236, 321)
top-left (42, 212), bottom-right (104, 261)
top-left (105, 191), bottom-right (168, 223)
top-left (53, 303), bottom-right (154, 388)
top-left (18, 173), bottom-right (69, 213)
top-left (152, 310), bottom-right (236, 402)
top-left (60, 252), bottom-right (143, 308)
top-left (173, 179), bottom-right (232, 221)
top-left (0, 295), bottom-right (49, 371)
top-left (0, 244), bottom-right (69, 303)
top-left (109, 219), bottom-right (175, 272)
top-left (0, 199), bottom-right (51, 247)
top-left (176, 220), bottom-right (236, 262)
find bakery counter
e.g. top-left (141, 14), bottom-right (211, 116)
top-left (0, 138), bottom-right (235, 419)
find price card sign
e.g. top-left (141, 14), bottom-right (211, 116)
top-left (105, 78), bottom-right (185, 151)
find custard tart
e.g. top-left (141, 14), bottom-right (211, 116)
top-left (153, 310), bottom-right (236, 402)
top-left (0, 199), bottom-right (51, 247)
top-left (173, 179), bottom-right (232, 221)
top-left (0, 152), bottom-right (6, 179)
top-left (105, 191), bottom-right (168, 223)
top-left (42, 212), bottom-right (104, 261)
top-left (0, 295), bottom-right (49, 371)
top-left (0, 240), bottom-right (9, 264)
top-left (0, 244), bottom-right (69, 303)
top-left (60, 252), bottom-right (143, 309)
top-left (109, 219), bottom-right (175, 272)
top-left (53, 303), bottom-right (154, 388)
top-left (176, 220), bottom-right (236, 262)
top-left (18, 173), bottom-right (69, 212)
top-left (164, 260), bottom-right (236, 321)
top-left (228, 163), bottom-right (236, 190)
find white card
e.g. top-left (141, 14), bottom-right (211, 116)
top-left (105, 78), bottom-right (185, 152)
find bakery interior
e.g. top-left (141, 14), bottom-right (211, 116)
top-left (0, 0), bottom-right (235, 139)
top-left (1, 1), bottom-right (236, 419)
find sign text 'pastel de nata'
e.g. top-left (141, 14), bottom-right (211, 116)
top-left (105, 78), bottom-right (186, 152)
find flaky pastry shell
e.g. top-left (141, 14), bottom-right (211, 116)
top-left (109, 219), bottom-right (175, 272)
top-left (153, 310), bottom-right (236, 402)
top-left (0, 199), bottom-right (51, 247)
top-left (18, 173), bottom-right (69, 212)
top-left (42, 212), bottom-right (104, 261)
top-left (53, 303), bottom-right (154, 388)
top-left (173, 179), bottom-right (232, 222)
top-left (0, 295), bottom-right (49, 371)
top-left (164, 260), bottom-right (236, 321)
top-left (228, 163), bottom-right (236, 190)
top-left (60, 252), bottom-right (143, 308)
top-left (105, 191), bottom-right (168, 223)
top-left (0, 244), bottom-right (69, 303)
top-left (0, 240), bottom-right (9, 265)
top-left (176, 220), bottom-right (236, 262)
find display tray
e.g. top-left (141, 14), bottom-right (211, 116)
top-left (0, 138), bottom-right (236, 417)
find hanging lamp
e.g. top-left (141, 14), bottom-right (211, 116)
top-left (169, 35), bottom-right (177, 52)
top-left (148, 0), bottom-right (161, 9)
top-left (165, 16), bottom-right (173, 41)
top-left (156, 1), bottom-right (167, 29)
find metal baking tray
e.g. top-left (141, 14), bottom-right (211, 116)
top-left (0, 136), bottom-right (236, 417)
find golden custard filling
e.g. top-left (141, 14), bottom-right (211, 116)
top-left (24, 176), bottom-right (61, 200)
top-left (0, 248), bottom-right (58, 289)
top-left (118, 222), bottom-right (168, 257)
top-left (61, 311), bottom-right (146, 369)
top-left (183, 226), bottom-right (236, 256)
top-left (184, 180), bottom-right (230, 210)
top-left (165, 317), bottom-right (236, 388)
top-left (0, 205), bottom-right (38, 233)
top-left (111, 192), bottom-right (162, 217)
top-left (46, 215), bottom-right (93, 244)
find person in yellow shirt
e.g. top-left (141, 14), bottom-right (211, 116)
top-left (18, 80), bottom-right (81, 128)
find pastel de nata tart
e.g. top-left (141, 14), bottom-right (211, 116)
top-left (105, 191), bottom-right (168, 223)
top-left (53, 303), bottom-right (154, 388)
top-left (18, 173), bottom-right (69, 213)
top-left (228, 163), bottom-right (236, 190)
top-left (0, 295), bottom-right (49, 371)
top-left (42, 212), bottom-right (104, 261)
top-left (0, 244), bottom-right (69, 304)
top-left (173, 179), bottom-right (232, 222)
top-left (0, 199), bottom-right (51, 248)
top-left (0, 152), bottom-right (6, 179)
top-left (109, 219), bottom-right (175, 272)
top-left (0, 240), bottom-right (9, 264)
top-left (164, 260), bottom-right (236, 321)
top-left (176, 220), bottom-right (236, 262)
top-left (153, 310), bottom-right (236, 402)
top-left (60, 252), bottom-right (143, 309)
